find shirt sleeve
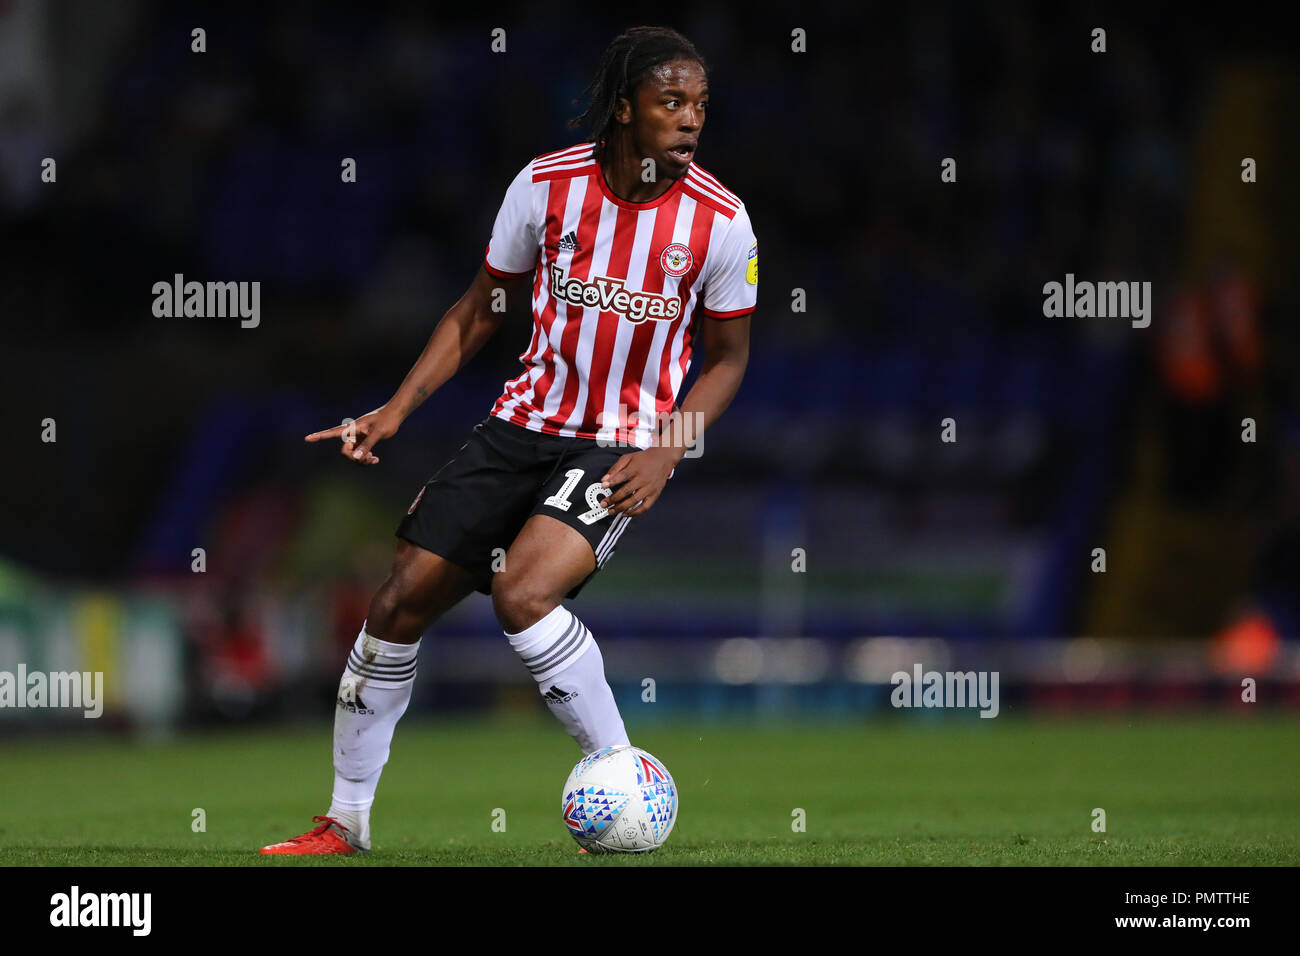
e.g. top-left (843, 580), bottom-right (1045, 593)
top-left (483, 161), bottom-right (540, 278)
top-left (700, 204), bottom-right (757, 319)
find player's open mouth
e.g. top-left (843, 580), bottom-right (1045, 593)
top-left (668, 146), bottom-right (694, 162)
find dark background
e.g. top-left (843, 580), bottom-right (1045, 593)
top-left (1, 1), bottom-right (1296, 726)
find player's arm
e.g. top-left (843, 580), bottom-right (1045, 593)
top-left (602, 312), bottom-right (751, 516)
top-left (305, 265), bottom-right (528, 465)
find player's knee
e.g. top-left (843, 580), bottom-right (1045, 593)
top-left (365, 577), bottom-right (423, 644)
top-left (490, 572), bottom-right (556, 634)
top-left (363, 583), bottom-right (400, 639)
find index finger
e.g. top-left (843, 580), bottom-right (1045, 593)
top-left (305, 424), bottom-right (351, 442)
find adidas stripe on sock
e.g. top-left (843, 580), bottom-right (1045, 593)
top-left (506, 605), bottom-right (594, 684)
top-left (506, 606), bottom-right (629, 754)
top-left (329, 628), bottom-right (420, 849)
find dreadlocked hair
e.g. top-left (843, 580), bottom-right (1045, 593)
top-left (568, 26), bottom-right (707, 158)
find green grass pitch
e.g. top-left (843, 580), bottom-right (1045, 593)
top-left (2, 714), bottom-right (1297, 865)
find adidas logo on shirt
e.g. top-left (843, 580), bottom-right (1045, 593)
top-left (556, 231), bottom-right (581, 253)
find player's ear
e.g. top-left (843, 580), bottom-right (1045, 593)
top-left (614, 95), bottom-right (633, 126)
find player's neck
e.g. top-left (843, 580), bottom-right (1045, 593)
top-left (600, 136), bottom-right (673, 204)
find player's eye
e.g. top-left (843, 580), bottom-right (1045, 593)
top-left (666, 99), bottom-right (680, 108)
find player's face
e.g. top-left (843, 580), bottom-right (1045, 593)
top-left (625, 58), bottom-right (708, 179)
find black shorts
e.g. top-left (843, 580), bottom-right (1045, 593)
top-left (396, 416), bottom-right (640, 599)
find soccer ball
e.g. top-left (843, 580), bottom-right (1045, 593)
top-left (561, 745), bottom-right (678, 853)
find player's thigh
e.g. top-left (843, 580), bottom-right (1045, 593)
top-left (501, 513), bottom-right (597, 592)
top-left (373, 538), bottom-right (480, 623)
top-left (530, 443), bottom-right (638, 575)
top-left (491, 515), bottom-right (597, 630)
top-left (396, 419), bottom-right (547, 594)
top-left (491, 444), bottom-right (640, 619)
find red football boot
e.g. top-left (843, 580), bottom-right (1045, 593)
top-left (260, 816), bottom-right (364, 855)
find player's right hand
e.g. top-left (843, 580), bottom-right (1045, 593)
top-left (305, 406), bottom-right (402, 466)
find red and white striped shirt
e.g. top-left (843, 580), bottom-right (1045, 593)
top-left (482, 143), bottom-right (757, 448)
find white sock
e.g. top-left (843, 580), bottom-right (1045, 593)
top-left (328, 627), bottom-right (420, 849)
top-left (506, 605), bottom-right (630, 754)
top-left (327, 768), bottom-right (380, 848)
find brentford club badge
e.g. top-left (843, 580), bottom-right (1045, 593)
top-left (659, 243), bottom-right (693, 277)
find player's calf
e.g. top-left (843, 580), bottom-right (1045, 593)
top-left (313, 544), bottom-right (476, 852)
top-left (493, 521), bottom-right (630, 755)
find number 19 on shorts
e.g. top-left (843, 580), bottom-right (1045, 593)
top-left (544, 468), bottom-right (612, 526)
